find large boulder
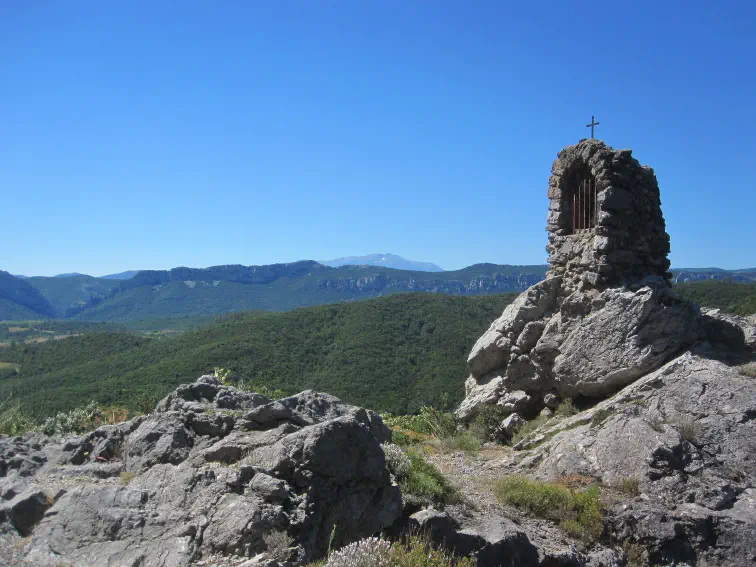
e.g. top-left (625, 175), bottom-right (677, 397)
top-left (552, 281), bottom-right (700, 397)
top-left (467, 277), bottom-right (562, 378)
top-left (458, 277), bottom-right (706, 421)
top-left (1, 376), bottom-right (402, 567)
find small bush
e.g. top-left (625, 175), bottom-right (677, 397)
top-left (618, 477), bottom-right (641, 497)
top-left (381, 443), bottom-right (412, 480)
top-left (401, 450), bottom-right (461, 506)
top-left (669, 416), bottom-right (699, 444)
top-left (390, 533), bottom-right (476, 567)
top-left (326, 537), bottom-right (393, 567)
top-left (474, 404), bottom-right (509, 441)
top-left (0, 398), bottom-right (37, 436)
top-left (214, 366), bottom-right (232, 385)
top-left (737, 363), bottom-right (756, 378)
top-left (453, 432), bottom-right (482, 455)
top-left (323, 535), bottom-right (475, 567)
top-left (493, 475), bottom-right (603, 540)
top-left (264, 530), bottom-right (294, 561)
top-left (555, 399), bottom-right (578, 417)
top-left (42, 401), bottom-right (102, 436)
top-left (382, 412), bottom-right (435, 435)
top-left (420, 406), bottom-right (458, 439)
top-left (383, 407), bottom-right (460, 447)
top-left (437, 432), bottom-right (481, 456)
top-left (120, 471), bottom-right (135, 485)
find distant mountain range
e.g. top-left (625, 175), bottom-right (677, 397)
top-left (671, 268), bottom-right (756, 283)
top-left (321, 253), bottom-right (443, 272)
top-left (1, 261), bottom-right (754, 323)
top-left (101, 270), bottom-right (141, 280)
top-left (0, 262), bottom-right (546, 322)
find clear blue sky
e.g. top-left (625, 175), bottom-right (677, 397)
top-left (2, 1), bottom-right (754, 276)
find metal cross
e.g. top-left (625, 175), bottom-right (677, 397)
top-left (586, 115), bottom-right (600, 138)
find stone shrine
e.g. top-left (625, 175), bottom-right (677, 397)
top-left (456, 139), bottom-right (729, 423)
top-left (545, 140), bottom-right (671, 291)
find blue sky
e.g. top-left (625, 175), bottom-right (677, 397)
top-left (2, 1), bottom-right (754, 276)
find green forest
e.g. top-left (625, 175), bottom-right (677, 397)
top-left (0, 293), bottom-right (515, 418)
top-left (1, 280), bottom-right (754, 423)
top-left (674, 281), bottom-right (756, 316)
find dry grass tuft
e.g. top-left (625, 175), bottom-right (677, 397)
top-left (737, 363), bottom-right (756, 378)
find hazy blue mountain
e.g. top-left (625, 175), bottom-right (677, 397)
top-left (101, 270), bottom-right (141, 280)
top-left (25, 275), bottom-right (121, 318)
top-left (322, 253), bottom-right (444, 272)
top-left (7, 262), bottom-right (545, 322)
top-left (53, 272), bottom-right (90, 278)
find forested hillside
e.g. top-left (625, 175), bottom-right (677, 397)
top-left (0, 293), bottom-right (515, 418)
top-left (675, 282), bottom-right (756, 316)
top-left (0, 271), bottom-right (56, 319)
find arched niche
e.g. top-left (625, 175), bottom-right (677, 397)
top-left (563, 162), bottom-right (597, 234)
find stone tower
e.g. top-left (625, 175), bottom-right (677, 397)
top-left (545, 139), bottom-right (671, 291)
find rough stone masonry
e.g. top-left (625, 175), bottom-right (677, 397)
top-left (457, 139), bottom-right (744, 423)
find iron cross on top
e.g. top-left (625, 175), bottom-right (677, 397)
top-left (586, 115), bottom-right (600, 138)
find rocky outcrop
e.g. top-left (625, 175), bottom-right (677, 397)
top-left (458, 276), bottom-right (707, 421)
top-left (488, 347), bottom-right (756, 566)
top-left (0, 376), bottom-right (401, 566)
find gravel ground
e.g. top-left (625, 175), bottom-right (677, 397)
top-left (424, 444), bottom-right (515, 516)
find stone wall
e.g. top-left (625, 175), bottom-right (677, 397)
top-left (546, 139), bottom-right (671, 291)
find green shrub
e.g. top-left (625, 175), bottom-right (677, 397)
top-left (401, 450), bottom-right (461, 506)
top-left (674, 281), bottom-right (756, 316)
top-left (493, 475), bottom-right (603, 540)
top-left (0, 398), bottom-right (36, 436)
top-left (618, 477), bottom-right (640, 497)
top-left (237, 380), bottom-right (287, 400)
top-left (41, 401), bottom-right (101, 436)
top-left (390, 533), bottom-right (476, 567)
top-left (382, 407), bottom-right (461, 448)
top-left (420, 406), bottom-right (458, 439)
top-left (555, 399), bottom-right (578, 417)
top-left (382, 412), bottom-right (435, 435)
top-left (473, 404), bottom-right (509, 441)
top-left (437, 432), bottom-right (481, 456)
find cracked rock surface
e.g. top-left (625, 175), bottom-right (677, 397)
top-left (489, 346), bottom-right (756, 566)
top-left (0, 376), bottom-right (401, 566)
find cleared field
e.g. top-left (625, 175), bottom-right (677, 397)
top-left (0, 362), bottom-right (20, 373)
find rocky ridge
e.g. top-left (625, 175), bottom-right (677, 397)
top-left (0, 377), bottom-right (401, 566)
top-left (0, 377), bottom-right (627, 567)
